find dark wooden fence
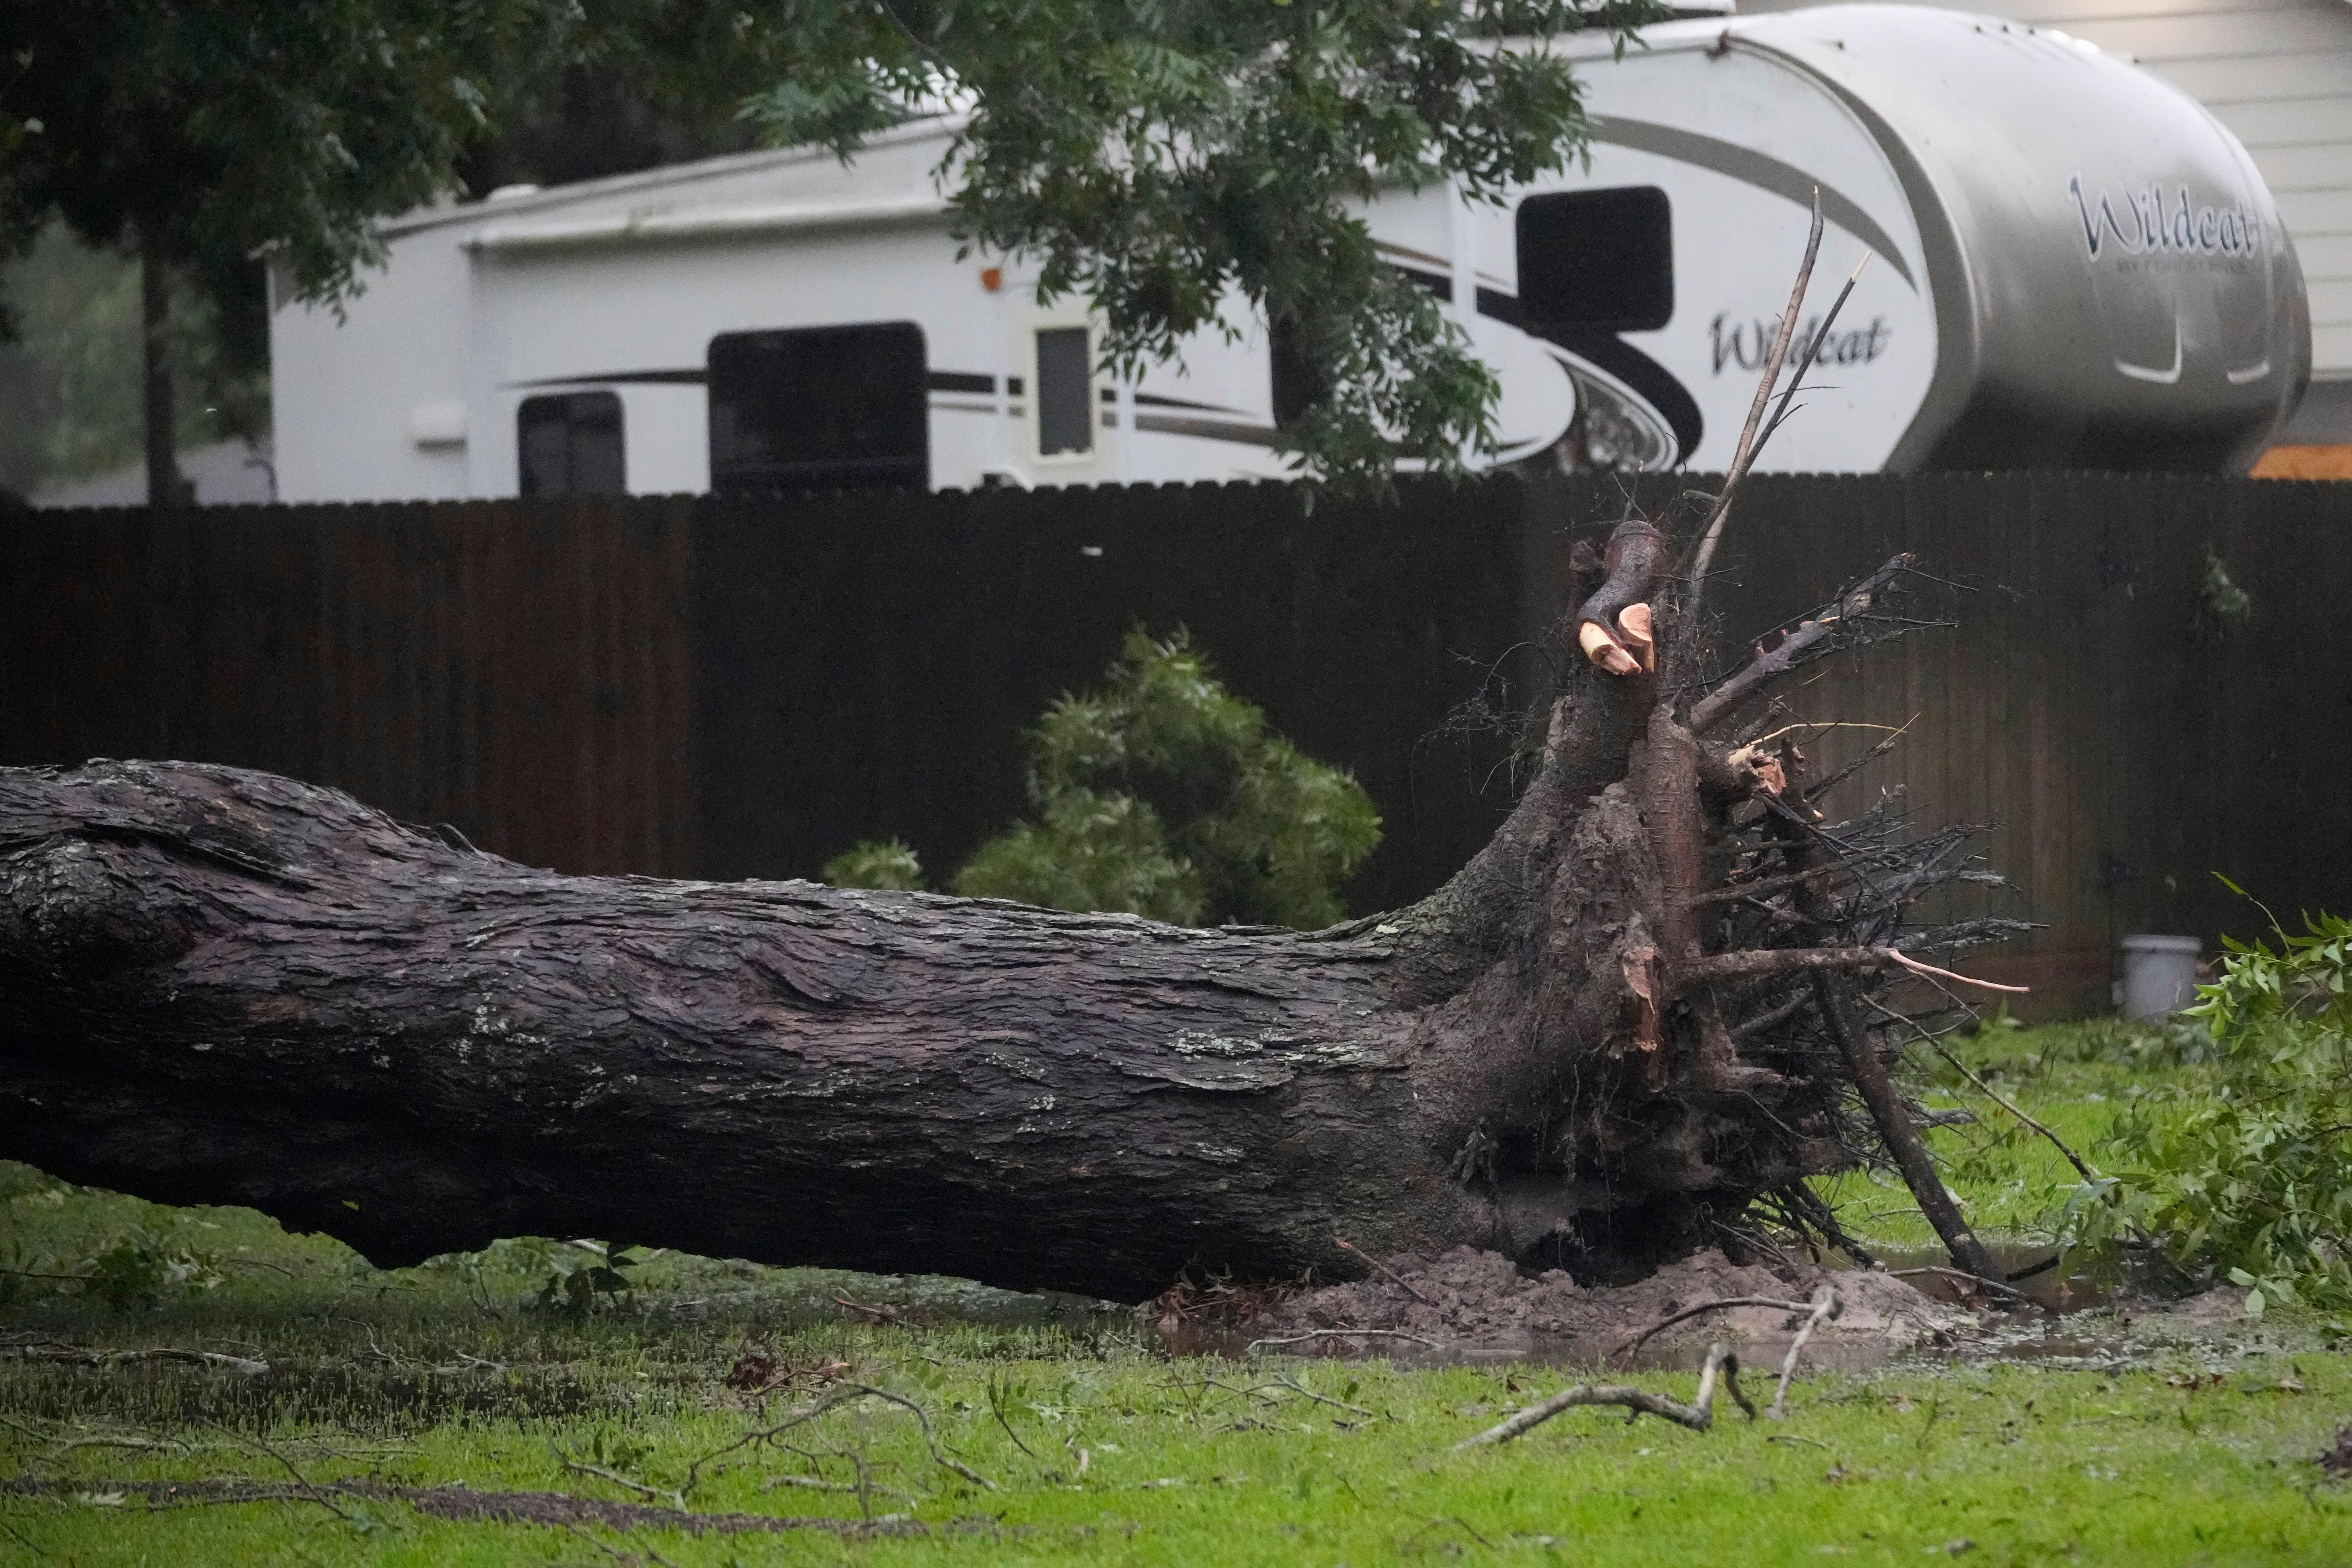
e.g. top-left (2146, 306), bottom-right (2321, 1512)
top-left (5, 472), bottom-right (2347, 1016)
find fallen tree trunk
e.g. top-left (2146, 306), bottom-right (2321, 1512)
top-left (0, 256), bottom-right (2022, 1303)
top-left (0, 532), bottom-right (1996, 1302)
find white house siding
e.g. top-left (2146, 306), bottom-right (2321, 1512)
top-left (1742, 0), bottom-right (2352, 439)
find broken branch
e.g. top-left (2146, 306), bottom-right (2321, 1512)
top-left (1687, 191), bottom-right (1827, 617)
top-left (1335, 1237), bottom-right (1439, 1307)
top-left (1245, 1328), bottom-right (1445, 1355)
top-left (1766, 1285), bottom-right (1841, 1420)
top-left (1687, 554), bottom-right (1916, 735)
top-left (1456, 1343), bottom-right (1754, 1448)
top-left (1673, 944), bottom-right (2026, 995)
top-left (1614, 1296), bottom-right (1814, 1361)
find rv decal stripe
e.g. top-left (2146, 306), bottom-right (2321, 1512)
top-left (1589, 117), bottom-right (1917, 291)
top-left (1132, 413), bottom-right (1282, 448)
top-left (510, 369), bottom-right (707, 387)
top-left (1468, 286), bottom-right (1703, 465)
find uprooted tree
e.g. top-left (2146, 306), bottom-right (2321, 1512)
top-left (0, 241), bottom-right (2028, 1304)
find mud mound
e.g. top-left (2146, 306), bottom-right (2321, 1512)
top-left (1266, 1246), bottom-right (1965, 1353)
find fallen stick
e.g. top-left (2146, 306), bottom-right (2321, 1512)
top-left (1614, 1296), bottom-right (1815, 1361)
top-left (1913, 1030), bottom-right (2101, 1183)
top-left (1456, 1343), bottom-right (1754, 1448)
top-left (1885, 1265), bottom-right (2032, 1304)
top-left (4, 1344), bottom-right (269, 1376)
top-left (1334, 1237), bottom-right (1439, 1307)
top-left (1766, 1285), bottom-right (1841, 1421)
top-left (1245, 1328), bottom-right (1445, 1355)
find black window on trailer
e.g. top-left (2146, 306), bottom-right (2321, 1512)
top-left (518, 391), bottom-right (626, 497)
top-left (707, 322), bottom-right (929, 496)
top-left (1034, 326), bottom-right (1094, 457)
top-left (1514, 187), bottom-right (1675, 333)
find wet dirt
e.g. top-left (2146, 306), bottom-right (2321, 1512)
top-left (1161, 1245), bottom-right (2271, 1374)
top-left (1168, 1246), bottom-right (1967, 1372)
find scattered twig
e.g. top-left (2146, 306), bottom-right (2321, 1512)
top-left (558, 1451), bottom-right (679, 1508)
top-left (757, 1473), bottom-right (865, 1495)
top-left (832, 1294), bottom-right (907, 1326)
top-left (682, 1383), bottom-right (994, 1496)
top-left (1333, 1238), bottom-right (1438, 1307)
top-left (1615, 1297), bottom-right (1814, 1361)
top-left (203, 1420), bottom-right (353, 1523)
top-left (1886, 1265), bottom-right (2032, 1304)
top-left (1688, 554), bottom-right (1916, 735)
top-left (1767, 1285), bottom-right (1842, 1420)
top-left (986, 1374), bottom-right (1037, 1459)
top-left (6, 1343), bottom-right (269, 1375)
top-left (1886, 950), bottom-right (2032, 995)
top-left (1456, 1343), bottom-right (1755, 1448)
top-left (0, 1511), bottom-right (53, 1560)
top-left (1245, 1329), bottom-right (1444, 1355)
top-left (1270, 1374), bottom-right (1376, 1419)
top-left (556, 1518), bottom-right (684, 1568)
top-left (1914, 1029), bottom-right (2100, 1182)
top-left (1673, 944), bottom-right (2024, 995)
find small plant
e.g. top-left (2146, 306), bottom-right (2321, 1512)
top-left (825, 628), bottom-right (1382, 929)
top-left (531, 1240), bottom-right (643, 1316)
top-left (79, 1226), bottom-right (224, 1309)
top-left (2194, 545), bottom-right (2253, 639)
top-left (820, 838), bottom-right (927, 892)
top-left (2106, 894), bottom-right (2352, 1309)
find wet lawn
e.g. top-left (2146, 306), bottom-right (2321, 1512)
top-left (6, 1022), bottom-right (2349, 1566)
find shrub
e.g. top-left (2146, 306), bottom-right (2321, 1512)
top-left (818, 838), bottom-right (927, 893)
top-left (823, 628), bottom-right (1382, 930)
top-left (2105, 904), bottom-right (2352, 1312)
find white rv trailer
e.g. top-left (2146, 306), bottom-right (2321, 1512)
top-left (269, 4), bottom-right (2310, 503)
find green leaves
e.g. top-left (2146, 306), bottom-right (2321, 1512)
top-left (956, 627), bottom-right (1381, 928)
top-left (819, 838), bottom-right (929, 893)
top-left (2113, 907), bottom-right (2352, 1307)
top-left (3, 0), bottom-right (577, 300)
top-left (740, 0), bottom-right (1662, 488)
top-left (826, 627), bottom-right (1381, 929)
top-left (7, 0), bottom-right (1662, 488)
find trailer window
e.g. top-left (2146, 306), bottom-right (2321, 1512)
top-left (518, 391), bottom-right (626, 497)
top-left (1515, 187), bottom-right (1674, 333)
top-left (1035, 327), bottom-right (1094, 457)
top-left (707, 322), bottom-right (928, 496)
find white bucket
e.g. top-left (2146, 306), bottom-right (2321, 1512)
top-left (2118, 934), bottom-right (2201, 1022)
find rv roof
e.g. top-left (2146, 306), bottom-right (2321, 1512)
top-left (379, 113), bottom-right (967, 241)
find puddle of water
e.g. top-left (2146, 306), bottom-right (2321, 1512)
top-left (1870, 1241), bottom-right (2111, 1315)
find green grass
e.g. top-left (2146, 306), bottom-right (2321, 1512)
top-left (1811, 1017), bottom-right (2198, 1263)
top-left (8, 1020), bottom-right (2352, 1566)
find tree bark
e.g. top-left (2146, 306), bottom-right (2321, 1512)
top-left (0, 531), bottom-right (1970, 1302)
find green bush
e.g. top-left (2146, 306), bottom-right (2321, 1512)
top-left (824, 628), bottom-right (1381, 930)
top-left (818, 838), bottom-right (927, 893)
top-left (2103, 904), bottom-right (2352, 1312)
